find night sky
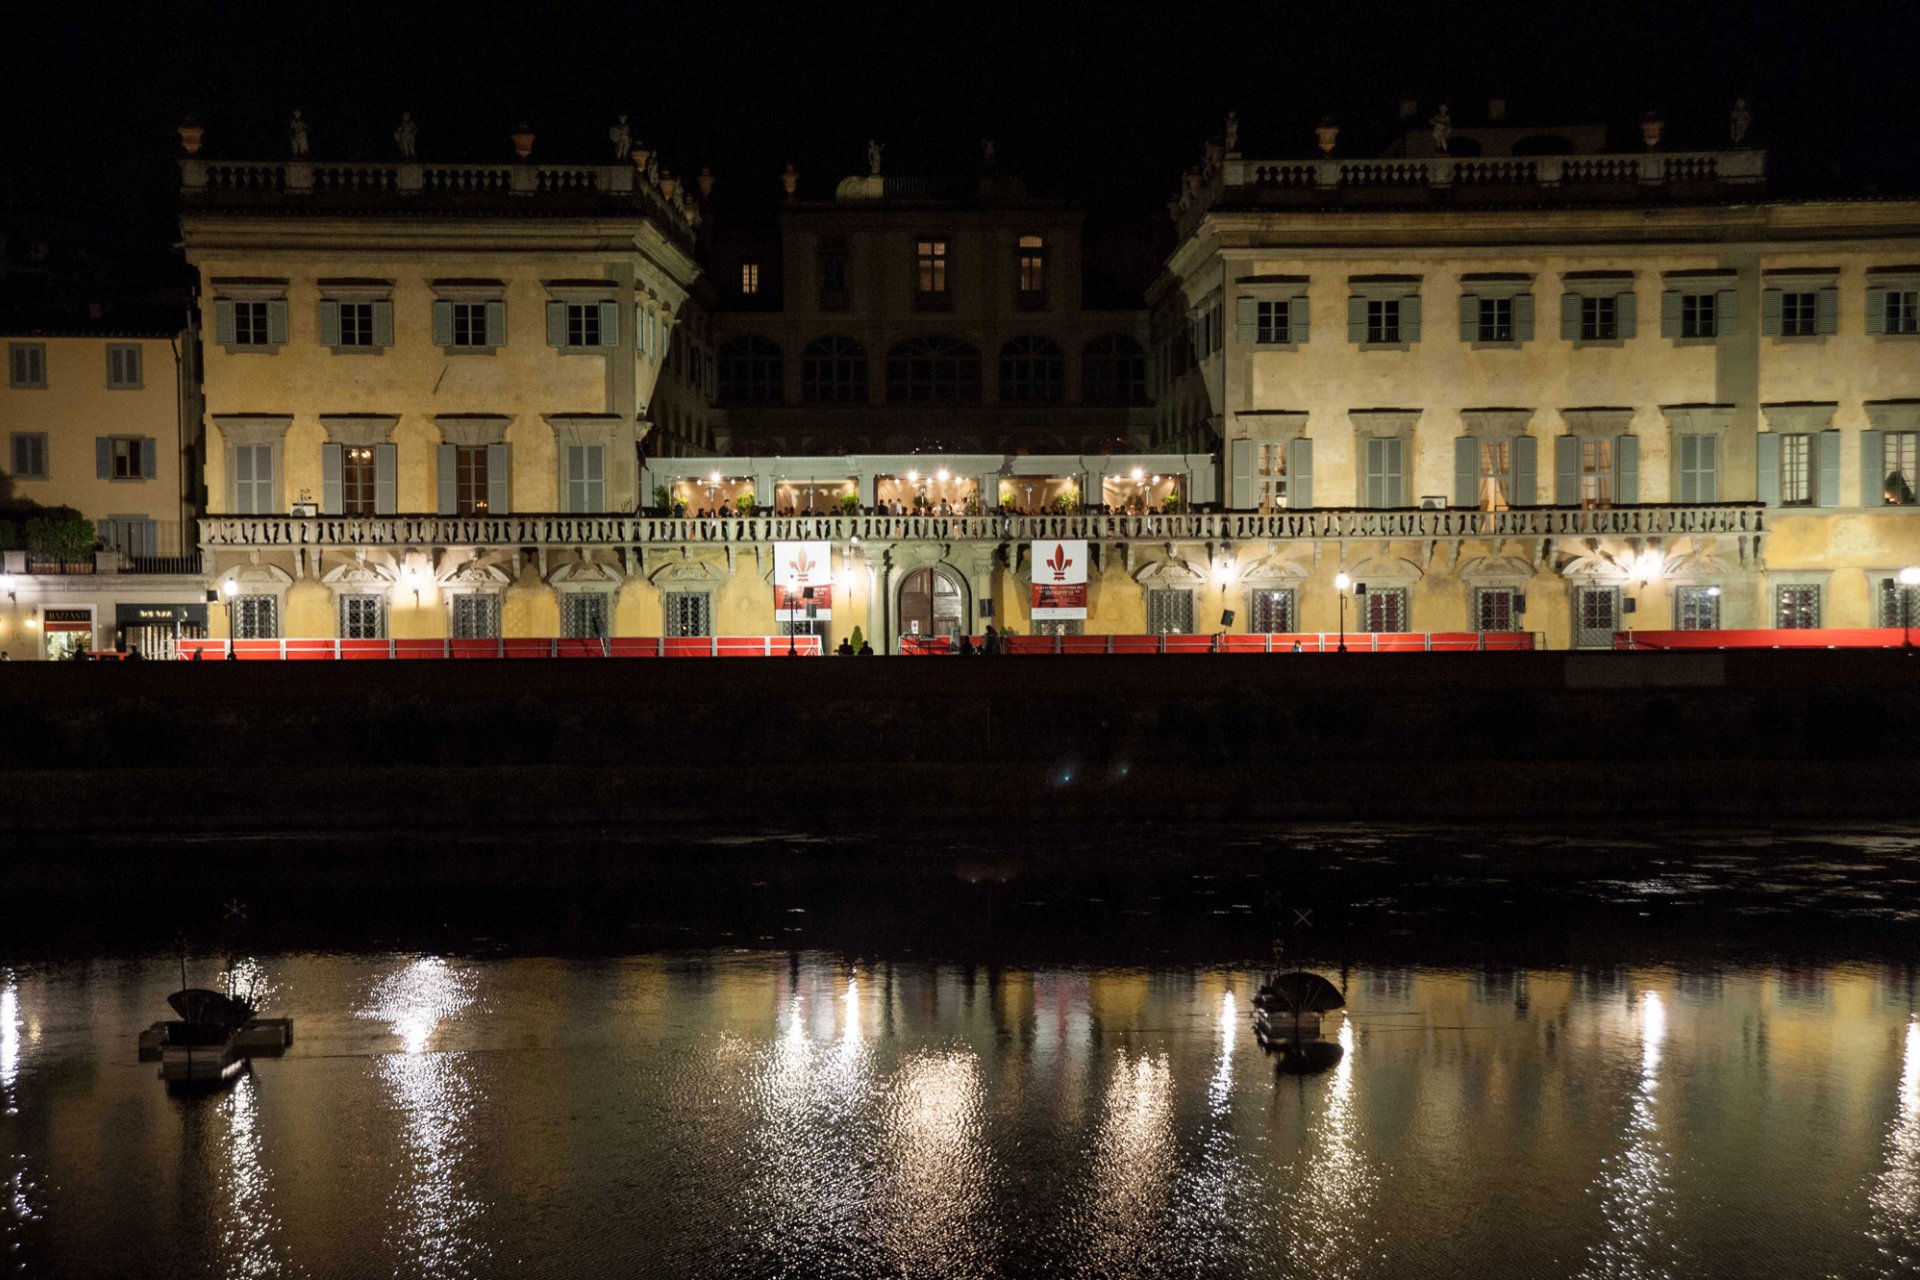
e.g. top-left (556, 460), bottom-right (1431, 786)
top-left (5, 0), bottom-right (1918, 267)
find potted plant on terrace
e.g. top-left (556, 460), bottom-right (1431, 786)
top-left (734, 489), bottom-right (757, 515)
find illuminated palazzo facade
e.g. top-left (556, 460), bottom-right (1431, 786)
top-left (175, 121), bottom-right (1920, 653)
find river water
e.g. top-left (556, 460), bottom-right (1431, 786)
top-left (3, 828), bottom-right (1919, 1278)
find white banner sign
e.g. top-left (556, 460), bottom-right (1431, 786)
top-left (1029, 539), bottom-right (1089, 621)
top-left (774, 541), bottom-right (834, 621)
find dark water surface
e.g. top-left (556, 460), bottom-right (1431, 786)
top-left (3, 828), bottom-right (1920, 1278)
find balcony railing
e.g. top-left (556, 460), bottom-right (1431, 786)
top-left (200, 504), bottom-right (1766, 551)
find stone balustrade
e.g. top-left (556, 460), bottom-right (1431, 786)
top-left (201, 504), bottom-right (1767, 552)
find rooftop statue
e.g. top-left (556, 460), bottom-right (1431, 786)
top-left (289, 110), bottom-right (308, 157)
top-left (1730, 98), bottom-right (1752, 147)
top-left (609, 114), bottom-right (631, 160)
top-left (1224, 111), bottom-right (1239, 154)
top-left (1430, 103), bottom-right (1452, 155)
top-left (867, 138), bottom-right (884, 176)
top-left (394, 112), bottom-right (418, 159)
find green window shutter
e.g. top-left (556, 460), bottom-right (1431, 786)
top-left (1817, 428), bottom-right (1841, 507)
top-left (1866, 289), bottom-right (1888, 336)
top-left (213, 300), bottom-right (236, 346)
top-left (1616, 435), bottom-right (1639, 504)
top-left (232, 443), bottom-right (254, 512)
top-left (487, 443), bottom-right (511, 515)
top-left (266, 300), bottom-right (289, 345)
top-left (436, 443), bottom-right (458, 515)
top-left (140, 437), bottom-right (157, 480)
top-left (372, 301), bottom-right (394, 347)
top-left (1513, 294), bottom-right (1535, 342)
top-left (1860, 430), bottom-right (1885, 507)
top-left (1401, 296), bottom-right (1422, 343)
top-left (1288, 297), bottom-right (1310, 344)
top-left (1660, 291), bottom-right (1682, 338)
top-left (1815, 286), bottom-right (1838, 335)
top-left (1677, 434), bottom-right (1697, 502)
top-left (1229, 439), bottom-right (1253, 508)
top-left (1346, 297), bottom-right (1366, 344)
top-left (1560, 292), bottom-right (1581, 341)
top-left (1287, 438), bottom-right (1312, 508)
top-left (1761, 289), bottom-right (1783, 336)
top-left (1513, 435), bottom-right (1537, 504)
top-left (1236, 297), bottom-right (1257, 344)
top-left (318, 300), bottom-right (341, 347)
top-left (598, 300), bottom-right (620, 346)
top-left (432, 301), bottom-right (454, 347)
top-left (321, 443), bottom-right (344, 514)
top-left (1616, 292), bottom-right (1638, 339)
top-left (1555, 436), bottom-right (1579, 504)
top-left (634, 305), bottom-right (648, 355)
top-left (1458, 294), bottom-right (1479, 343)
top-left (1756, 432), bottom-right (1781, 505)
top-left (1715, 289), bottom-right (1739, 335)
top-left (561, 445), bottom-right (581, 513)
top-left (374, 443), bottom-right (397, 515)
top-left (1700, 434), bottom-right (1718, 501)
top-left (484, 300), bottom-right (506, 347)
top-left (1454, 436), bottom-right (1478, 506)
top-left (95, 437), bottom-right (110, 478)
top-left (547, 302), bottom-right (569, 347)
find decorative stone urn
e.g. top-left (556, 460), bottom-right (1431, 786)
top-left (631, 146), bottom-right (650, 173)
top-left (658, 172), bottom-right (677, 200)
top-left (1640, 112), bottom-right (1664, 149)
top-left (1185, 169), bottom-right (1204, 195)
top-left (697, 166), bottom-right (714, 198)
top-left (780, 163), bottom-right (798, 198)
top-left (177, 120), bottom-right (204, 155)
top-left (1315, 117), bottom-right (1339, 157)
top-left (511, 122), bottom-right (535, 159)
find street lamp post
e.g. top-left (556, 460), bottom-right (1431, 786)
top-left (221, 579), bottom-right (239, 660)
top-left (1900, 566), bottom-right (1920, 650)
top-left (1334, 572), bottom-right (1350, 652)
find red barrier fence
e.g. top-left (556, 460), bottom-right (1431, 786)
top-left (901, 632), bottom-right (1541, 655)
top-left (174, 636), bottom-right (823, 660)
top-left (1615, 628), bottom-right (1912, 651)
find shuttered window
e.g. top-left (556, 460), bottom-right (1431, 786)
top-left (564, 444), bottom-right (606, 513)
top-left (1363, 436), bottom-right (1404, 509)
top-left (1780, 434), bottom-right (1814, 505)
top-left (10, 432), bottom-right (49, 479)
top-left (1676, 433), bottom-right (1718, 502)
top-left (9, 343), bottom-right (46, 387)
top-left (106, 344), bottom-right (143, 387)
top-left (232, 443), bottom-right (274, 513)
top-left (1883, 433), bottom-right (1918, 506)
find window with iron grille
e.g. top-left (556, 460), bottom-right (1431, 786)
top-left (1366, 298), bottom-right (1401, 344)
top-left (1473, 587), bottom-right (1517, 633)
top-left (1255, 300), bottom-right (1291, 344)
top-left (1680, 293), bottom-right (1718, 338)
top-left (1145, 588), bottom-right (1194, 635)
top-left (234, 595), bottom-right (279, 639)
top-left (1579, 295), bottom-right (1618, 341)
top-left (452, 593), bottom-right (501, 639)
top-left (1676, 586), bottom-right (1721, 630)
top-left (106, 344), bottom-right (143, 387)
top-left (799, 336), bottom-right (868, 404)
top-left (1883, 432), bottom-right (1918, 506)
top-left (1780, 434), bottom-right (1814, 505)
top-left (1775, 584), bottom-right (1821, 629)
top-left (1779, 292), bottom-right (1817, 337)
top-left (1477, 296), bottom-right (1514, 342)
top-left (339, 594), bottom-right (385, 640)
top-left (233, 301), bottom-right (271, 346)
top-left (665, 592), bottom-right (711, 637)
top-left (562, 592), bottom-right (611, 640)
top-left (1574, 586), bottom-right (1620, 648)
top-left (1360, 587), bottom-right (1409, 633)
top-left (1249, 587), bottom-right (1295, 633)
top-left (998, 336), bottom-right (1064, 403)
top-left (1879, 579), bottom-right (1920, 629)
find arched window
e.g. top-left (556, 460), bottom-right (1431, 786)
top-left (1082, 334), bottom-right (1147, 406)
top-left (886, 336), bottom-right (981, 403)
top-left (799, 336), bottom-right (868, 404)
top-left (717, 336), bottom-right (782, 405)
top-left (998, 335), bottom-right (1064, 403)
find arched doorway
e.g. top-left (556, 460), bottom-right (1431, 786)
top-left (898, 566), bottom-right (965, 643)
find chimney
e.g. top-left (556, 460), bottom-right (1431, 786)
top-left (1487, 98), bottom-right (1508, 121)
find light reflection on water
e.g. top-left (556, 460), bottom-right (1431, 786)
top-left (4, 954), bottom-right (1920, 1278)
top-left (2, 974), bottom-right (40, 1274)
